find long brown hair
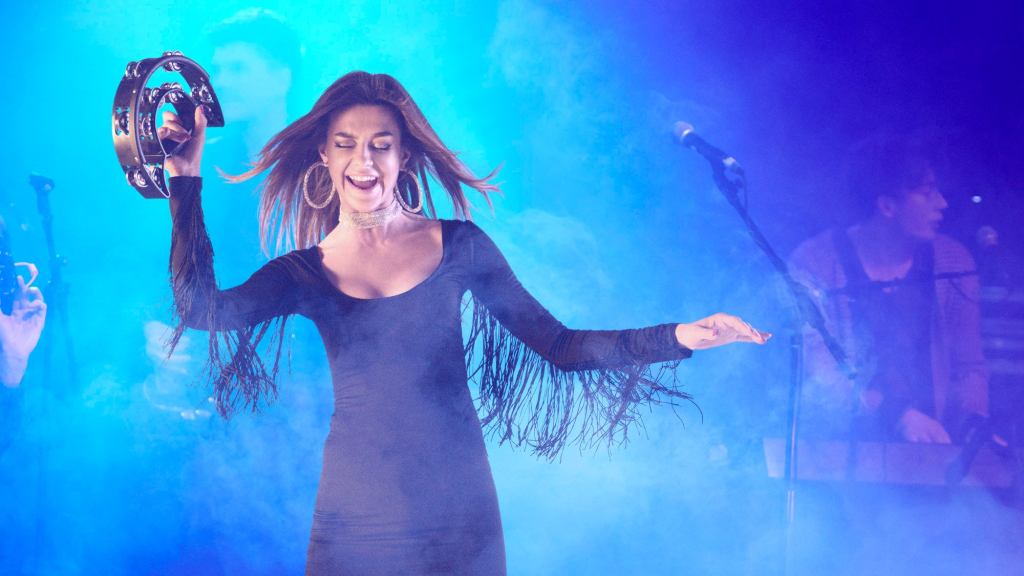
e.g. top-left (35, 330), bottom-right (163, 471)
top-left (229, 71), bottom-right (500, 254)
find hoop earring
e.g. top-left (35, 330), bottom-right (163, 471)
top-left (302, 161), bottom-right (335, 209)
top-left (394, 170), bottom-right (423, 214)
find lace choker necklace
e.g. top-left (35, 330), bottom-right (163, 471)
top-left (337, 198), bottom-right (403, 229)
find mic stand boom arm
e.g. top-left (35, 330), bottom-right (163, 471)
top-left (709, 166), bottom-right (853, 379)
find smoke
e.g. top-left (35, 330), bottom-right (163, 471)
top-left (0, 0), bottom-right (1019, 574)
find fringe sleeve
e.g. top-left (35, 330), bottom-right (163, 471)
top-left (461, 221), bottom-right (693, 459)
top-left (166, 176), bottom-right (302, 417)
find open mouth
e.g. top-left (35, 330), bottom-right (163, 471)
top-left (346, 175), bottom-right (379, 191)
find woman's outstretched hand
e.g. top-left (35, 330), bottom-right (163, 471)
top-left (675, 313), bottom-right (771, 350)
top-left (160, 105), bottom-right (208, 178)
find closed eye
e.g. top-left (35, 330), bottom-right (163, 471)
top-left (333, 143), bottom-right (391, 150)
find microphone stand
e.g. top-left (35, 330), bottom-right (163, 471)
top-left (27, 173), bottom-right (80, 571)
top-left (700, 163), bottom-right (856, 575)
top-left (29, 174), bottom-right (78, 390)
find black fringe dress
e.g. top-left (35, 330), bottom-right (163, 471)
top-left (167, 177), bottom-right (693, 575)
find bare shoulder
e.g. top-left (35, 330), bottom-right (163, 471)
top-left (403, 215), bottom-right (443, 244)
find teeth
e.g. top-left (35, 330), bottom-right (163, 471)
top-left (349, 175), bottom-right (377, 182)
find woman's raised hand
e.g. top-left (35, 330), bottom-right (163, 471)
top-left (160, 105), bottom-right (208, 178)
top-left (675, 313), bottom-right (771, 350)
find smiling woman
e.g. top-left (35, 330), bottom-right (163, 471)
top-left (158, 70), bottom-right (769, 575)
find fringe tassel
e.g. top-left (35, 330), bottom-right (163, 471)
top-left (464, 296), bottom-right (691, 460)
top-left (167, 191), bottom-right (288, 418)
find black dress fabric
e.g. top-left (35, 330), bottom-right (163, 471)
top-left (167, 177), bottom-right (692, 575)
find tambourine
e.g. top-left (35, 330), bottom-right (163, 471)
top-left (112, 51), bottom-right (224, 199)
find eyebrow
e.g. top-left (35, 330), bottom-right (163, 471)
top-left (333, 131), bottom-right (394, 138)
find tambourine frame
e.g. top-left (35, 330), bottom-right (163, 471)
top-left (112, 51), bottom-right (224, 199)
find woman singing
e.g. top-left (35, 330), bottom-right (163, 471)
top-left (159, 71), bottom-right (769, 575)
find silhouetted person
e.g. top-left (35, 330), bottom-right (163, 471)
top-left (790, 135), bottom-right (987, 443)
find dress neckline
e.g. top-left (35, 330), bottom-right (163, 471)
top-left (311, 219), bottom-right (449, 302)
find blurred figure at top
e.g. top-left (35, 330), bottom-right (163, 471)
top-left (207, 8), bottom-right (303, 163)
top-left (199, 8), bottom-right (305, 276)
top-left (789, 134), bottom-right (988, 443)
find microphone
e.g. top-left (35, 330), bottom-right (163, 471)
top-left (673, 122), bottom-right (743, 173)
top-left (29, 173), bottom-right (55, 217)
top-left (945, 414), bottom-right (1010, 486)
top-left (29, 173), bottom-right (54, 192)
top-left (975, 225), bottom-right (1012, 287)
top-left (976, 225), bottom-right (998, 250)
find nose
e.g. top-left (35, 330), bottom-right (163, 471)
top-left (934, 189), bottom-right (948, 210)
top-left (359, 144), bottom-right (374, 167)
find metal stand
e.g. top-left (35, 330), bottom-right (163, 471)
top-left (699, 162), bottom-right (855, 575)
top-left (783, 332), bottom-right (803, 575)
top-left (29, 174), bottom-right (78, 389)
top-left (27, 173), bottom-right (77, 572)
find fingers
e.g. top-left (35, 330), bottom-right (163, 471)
top-left (681, 313), bottom-right (772, 350)
top-left (22, 286), bottom-right (44, 305)
top-left (158, 127), bottom-right (191, 144)
top-left (910, 427), bottom-right (950, 444)
top-left (193, 103), bottom-right (208, 136)
top-left (931, 424), bottom-right (952, 444)
top-left (12, 295), bottom-right (45, 319)
top-left (14, 262), bottom-right (38, 288)
top-left (190, 105), bottom-right (207, 156)
top-left (916, 417), bottom-right (950, 443)
top-left (901, 411), bottom-right (952, 444)
top-left (710, 313), bottom-right (771, 344)
top-left (15, 300), bottom-right (45, 321)
top-left (11, 277), bottom-right (45, 320)
top-left (161, 110), bottom-right (185, 130)
top-left (741, 320), bottom-right (772, 344)
top-left (14, 276), bottom-right (43, 303)
top-left (160, 110), bottom-right (191, 143)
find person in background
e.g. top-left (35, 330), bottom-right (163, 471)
top-left (1, 216), bottom-right (46, 457)
top-left (206, 8), bottom-right (303, 163)
top-left (0, 217), bottom-right (46, 388)
top-left (0, 273), bottom-right (45, 388)
top-left (197, 8), bottom-right (305, 278)
top-left (790, 134), bottom-right (988, 443)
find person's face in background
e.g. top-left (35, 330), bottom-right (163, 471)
top-left (880, 166), bottom-right (948, 242)
top-left (211, 41), bottom-right (292, 124)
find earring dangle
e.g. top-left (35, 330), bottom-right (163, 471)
top-left (302, 161), bottom-right (335, 209)
top-left (394, 170), bottom-right (423, 214)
